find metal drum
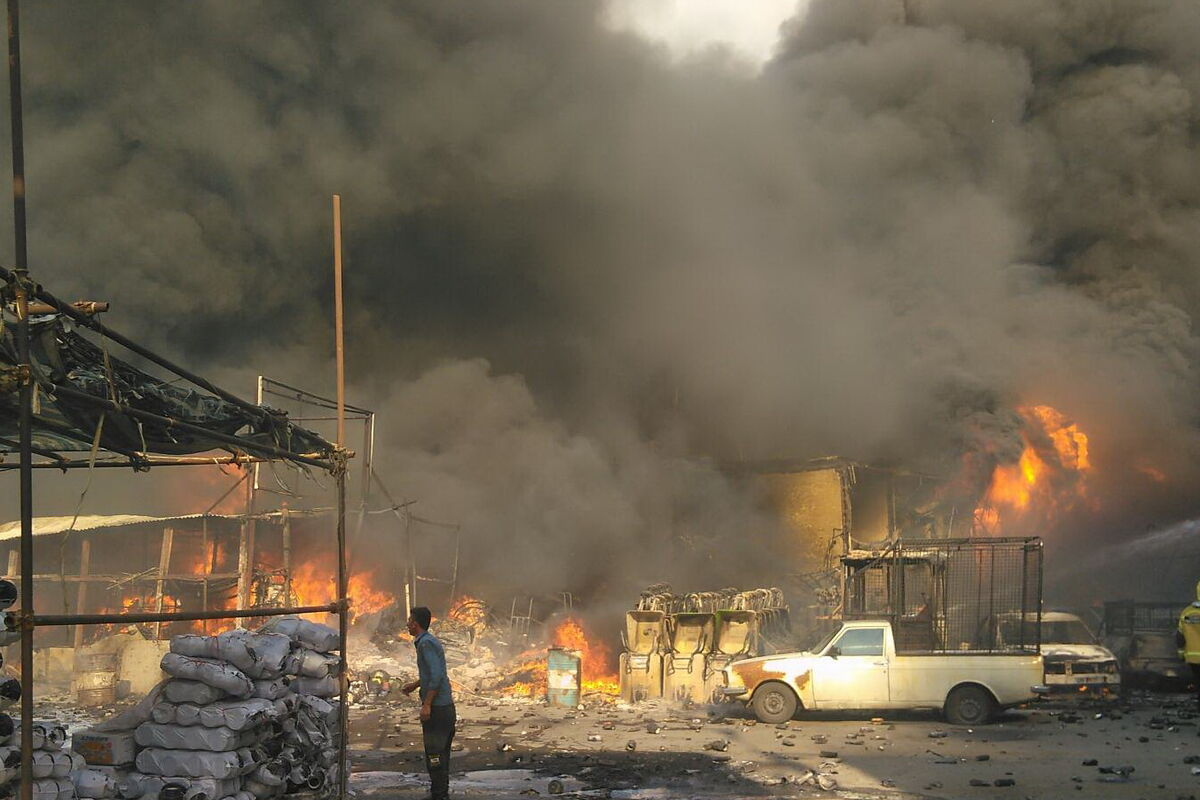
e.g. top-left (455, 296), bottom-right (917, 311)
top-left (74, 652), bottom-right (119, 706)
top-left (546, 647), bottom-right (581, 708)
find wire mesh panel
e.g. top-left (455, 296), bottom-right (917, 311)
top-left (843, 538), bottom-right (1042, 654)
top-left (1104, 601), bottom-right (1180, 634)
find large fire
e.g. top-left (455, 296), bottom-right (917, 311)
top-left (974, 404), bottom-right (1092, 533)
top-left (497, 616), bottom-right (619, 698)
top-left (288, 561), bottom-right (391, 622)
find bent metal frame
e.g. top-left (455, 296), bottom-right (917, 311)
top-left (2, 3), bottom-right (352, 799)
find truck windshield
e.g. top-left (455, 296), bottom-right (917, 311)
top-left (808, 628), bottom-right (839, 654)
top-left (999, 617), bottom-right (1095, 646)
top-left (1042, 620), bottom-right (1095, 645)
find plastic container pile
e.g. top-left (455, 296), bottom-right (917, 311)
top-left (68, 618), bottom-right (343, 800)
top-left (619, 585), bottom-right (790, 704)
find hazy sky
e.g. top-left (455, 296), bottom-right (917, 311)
top-left (606, 0), bottom-right (801, 64)
top-left (3, 0), bottom-right (1200, 603)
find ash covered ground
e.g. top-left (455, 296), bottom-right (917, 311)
top-left (37, 684), bottom-right (1200, 800)
top-left (337, 611), bottom-right (1200, 799)
top-left (343, 691), bottom-right (1200, 800)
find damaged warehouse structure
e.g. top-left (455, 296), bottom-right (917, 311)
top-left (734, 457), bottom-right (970, 620)
top-left (0, 511), bottom-right (357, 700)
top-left (0, 6), bottom-right (356, 795)
top-left (0, 251), bottom-right (356, 800)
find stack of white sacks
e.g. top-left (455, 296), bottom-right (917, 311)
top-left (72, 618), bottom-right (342, 800)
top-left (0, 715), bottom-right (106, 800)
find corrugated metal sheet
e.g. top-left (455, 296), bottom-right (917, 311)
top-left (0, 509), bottom-right (330, 541)
top-left (0, 514), bottom-right (216, 541)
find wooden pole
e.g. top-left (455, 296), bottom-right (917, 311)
top-left (405, 512), bottom-right (415, 611)
top-left (236, 476), bottom-right (255, 619)
top-left (72, 538), bottom-right (90, 649)
top-left (447, 528), bottom-right (460, 610)
top-left (201, 518), bottom-right (209, 633)
top-left (153, 527), bottom-right (175, 639)
top-left (254, 375), bottom-right (264, 494)
top-left (333, 194), bottom-right (346, 447)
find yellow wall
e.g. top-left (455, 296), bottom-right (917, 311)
top-left (757, 469), bottom-right (845, 573)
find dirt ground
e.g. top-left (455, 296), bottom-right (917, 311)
top-left (347, 691), bottom-right (1200, 800)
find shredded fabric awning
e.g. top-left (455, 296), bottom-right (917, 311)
top-left (0, 313), bottom-right (336, 464)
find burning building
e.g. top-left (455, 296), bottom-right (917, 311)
top-left (0, 510), bottom-right (376, 695)
top-left (733, 456), bottom-right (969, 573)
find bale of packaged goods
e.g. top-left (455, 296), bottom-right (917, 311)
top-left (0, 714), bottom-right (98, 800)
top-left (72, 618), bottom-right (344, 800)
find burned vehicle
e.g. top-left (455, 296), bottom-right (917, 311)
top-left (1103, 601), bottom-right (1188, 690)
top-left (721, 538), bottom-right (1047, 725)
top-left (998, 612), bottom-right (1120, 694)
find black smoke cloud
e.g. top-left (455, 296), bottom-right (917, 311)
top-left (2, 0), bottom-right (1200, 602)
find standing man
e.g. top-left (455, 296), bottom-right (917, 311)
top-left (1178, 581), bottom-right (1200, 710)
top-left (402, 607), bottom-right (456, 800)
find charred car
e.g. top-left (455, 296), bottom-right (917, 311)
top-left (1102, 601), bottom-right (1188, 690)
top-left (998, 612), bottom-right (1119, 694)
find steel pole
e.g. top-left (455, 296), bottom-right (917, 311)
top-left (30, 603), bottom-right (338, 627)
top-left (335, 470), bottom-right (349, 800)
top-left (6, 2), bottom-right (33, 798)
top-left (6, 0), bottom-right (25, 274)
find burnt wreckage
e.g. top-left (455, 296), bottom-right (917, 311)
top-left (0, 310), bottom-right (333, 465)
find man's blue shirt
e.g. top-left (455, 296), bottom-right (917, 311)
top-left (414, 630), bottom-right (454, 706)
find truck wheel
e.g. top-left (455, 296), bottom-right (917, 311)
top-left (751, 682), bottom-right (798, 724)
top-left (944, 685), bottom-right (995, 726)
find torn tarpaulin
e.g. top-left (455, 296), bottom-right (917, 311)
top-left (0, 316), bottom-right (334, 460)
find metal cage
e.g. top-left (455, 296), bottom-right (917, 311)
top-left (842, 537), bottom-right (1043, 654)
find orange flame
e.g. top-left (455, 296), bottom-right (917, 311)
top-left (974, 404), bottom-right (1091, 533)
top-left (349, 571), bottom-right (392, 619)
top-left (289, 561), bottom-right (390, 622)
top-left (497, 616), bottom-right (619, 698)
top-left (552, 618), bottom-right (619, 694)
top-left (448, 595), bottom-right (489, 631)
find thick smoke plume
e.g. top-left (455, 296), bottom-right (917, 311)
top-left (2, 0), bottom-right (1200, 604)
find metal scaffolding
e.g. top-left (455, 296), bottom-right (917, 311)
top-left (1, 3), bottom-right (353, 798)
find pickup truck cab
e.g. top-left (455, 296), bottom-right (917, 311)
top-left (721, 619), bottom-right (1044, 725)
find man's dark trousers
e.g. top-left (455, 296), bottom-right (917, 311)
top-left (422, 703), bottom-right (456, 799)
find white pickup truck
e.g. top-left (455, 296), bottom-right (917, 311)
top-left (720, 619), bottom-right (1045, 725)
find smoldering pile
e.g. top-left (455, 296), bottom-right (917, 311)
top-left (349, 597), bottom-right (512, 706)
top-left (71, 618), bottom-right (344, 800)
top-left (349, 597), bottom-right (619, 706)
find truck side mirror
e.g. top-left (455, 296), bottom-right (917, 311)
top-left (828, 645), bottom-right (840, 659)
